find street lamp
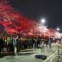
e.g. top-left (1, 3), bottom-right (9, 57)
top-left (56, 27), bottom-right (60, 32)
top-left (41, 18), bottom-right (46, 25)
top-left (56, 27), bottom-right (60, 62)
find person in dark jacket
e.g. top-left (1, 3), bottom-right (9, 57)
top-left (37, 39), bottom-right (40, 48)
top-left (0, 37), bottom-right (4, 56)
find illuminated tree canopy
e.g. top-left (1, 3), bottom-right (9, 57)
top-left (0, 0), bottom-right (61, 38)
top-left (0, 0), bottom-right (38, 37)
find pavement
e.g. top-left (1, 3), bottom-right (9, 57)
top-left (0, 43), bottom-right (59, 62)
top-left (47, 44), bottom-right (62, 62)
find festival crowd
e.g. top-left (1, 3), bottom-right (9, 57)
top-left (0, 35), bottom-right (62, 56)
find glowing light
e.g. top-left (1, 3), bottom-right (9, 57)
top-left (41, 18), bottom-right (46, 24)
top-left (56, 27), bottom-right (60, 31)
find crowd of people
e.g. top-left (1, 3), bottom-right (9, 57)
top-left (0, 34), bottom-right (61, 56)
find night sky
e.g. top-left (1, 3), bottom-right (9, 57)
top-left (10, 0), bottom-right (62, 31)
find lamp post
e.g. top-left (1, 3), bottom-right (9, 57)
top-left (56, 27), bottom-right (60, 62)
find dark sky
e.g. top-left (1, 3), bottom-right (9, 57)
top-left (10, 0), bottom-right (62, 31)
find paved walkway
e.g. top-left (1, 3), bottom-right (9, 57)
top-left (0, 45), bottom-right (57, 62)
top-left (48, 44), bottom-right (62, 62)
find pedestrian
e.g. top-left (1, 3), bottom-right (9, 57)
top-left (17, 37), bottom-right (21, 52)
top-left (41, 38), bottom-right (45, 48)
top-left (37, 39), bottom-right (40, 48)
top-left (6, 37), bottom-right (11, 52)
top-left (0, 37), bottom-right (4, 56)
top-left (48, 37), bottom-right (52, 49)
top-left (45, 38), bottom-right (48, 48)
top-left (12, 37), bottom-right (17, 55)
top-left (32, 38), bottom-right (35, 49)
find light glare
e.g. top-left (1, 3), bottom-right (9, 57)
top-left (56, 27), bottom-right (60, 31)
top-left (41, 19), bottom-right (46, 24)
